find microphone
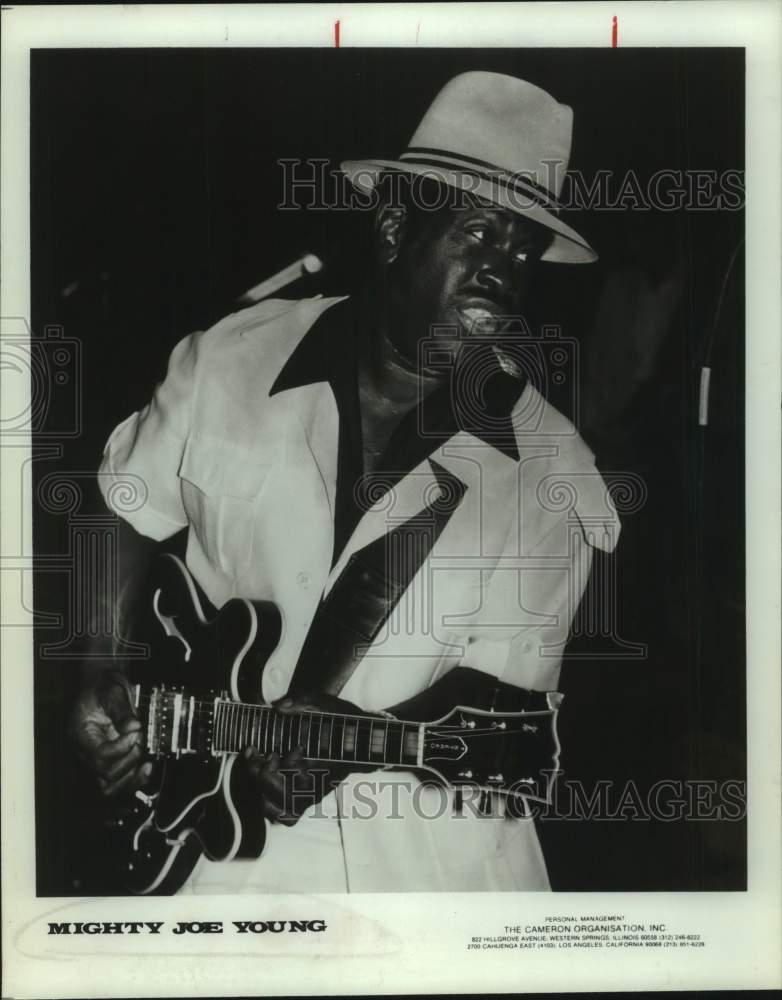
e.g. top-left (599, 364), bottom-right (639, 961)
top-left (237, 253), bottom-right (323, 305)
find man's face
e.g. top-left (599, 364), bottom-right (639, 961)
top-left (384, 200), bottom-right (553, 371)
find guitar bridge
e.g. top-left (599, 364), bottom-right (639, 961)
top-left (145, 687), bottom-right (203, 757)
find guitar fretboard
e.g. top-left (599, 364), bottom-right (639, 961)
top-left (213, 701), bottom-right (421, 767)
top-left (136, 686), bottom-right (422, 768)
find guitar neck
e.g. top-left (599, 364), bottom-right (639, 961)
top-left (138, 686), bottom-right (422, 769)
top-left (214, 701), bottom-right (422, 768)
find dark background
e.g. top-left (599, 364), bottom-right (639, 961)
top-left (31, 47), bottom-right (745, 893)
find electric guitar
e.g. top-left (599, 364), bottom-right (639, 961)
top-left (109, 553), bottom-right (563, 894)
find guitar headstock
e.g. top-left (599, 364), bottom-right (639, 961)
top-left (420, 704), bottom-right (561, 805)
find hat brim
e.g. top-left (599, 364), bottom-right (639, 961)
top-left (340, 159), bottom-right (597, 264)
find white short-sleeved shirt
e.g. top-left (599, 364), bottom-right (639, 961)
top-left (99, 295), bottom-right (621, 892)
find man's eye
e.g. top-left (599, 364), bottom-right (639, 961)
top-left (513, 250), bottom-right (529, 264)
top-left (466, 227), bottom-right (488, 243)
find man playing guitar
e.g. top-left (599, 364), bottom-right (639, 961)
top-left (70, 72), bottom-right (620, 893)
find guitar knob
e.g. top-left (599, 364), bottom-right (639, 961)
top-left (458, 770), bottom-right (473, 779)
top-left (488, 773), bottom-right (504, 783)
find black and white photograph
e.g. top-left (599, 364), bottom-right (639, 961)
top-left (2, 3), bottom-right (780, 996)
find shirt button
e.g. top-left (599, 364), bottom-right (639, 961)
top-left (297, 572), bottom-right (310, 588)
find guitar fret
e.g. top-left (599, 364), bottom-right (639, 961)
top-left (384, 721), bottom-right (402, 764)
top-left (403, 725), bottom-right (419, 765)
top-left (348, 718), bottom-right (359, 761)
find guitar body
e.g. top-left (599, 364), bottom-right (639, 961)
top-left (108, 554), bottom-right (562, 895)
top-left (113, 554), bottom-right (281, 894)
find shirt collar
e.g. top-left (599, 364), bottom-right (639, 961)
top-left (269, 295), bottom-right (526, 462)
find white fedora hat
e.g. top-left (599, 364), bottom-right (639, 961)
top-left (341, 71), bottom-right (596, 264)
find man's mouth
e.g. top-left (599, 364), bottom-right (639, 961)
top-left (456, 299), bottom-right (508, 333)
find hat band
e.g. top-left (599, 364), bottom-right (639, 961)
top-left (399, 146), bottom-right (561, 210)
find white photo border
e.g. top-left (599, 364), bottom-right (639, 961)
top-left (2, 3), bottom-right (780, 996)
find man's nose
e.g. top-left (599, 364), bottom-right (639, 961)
top-left (474, 257), bottom-right (514, 301)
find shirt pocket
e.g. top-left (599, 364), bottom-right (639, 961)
top-left (178, 434), bottom-right (271, 578)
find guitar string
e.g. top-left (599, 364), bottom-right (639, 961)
top-left (133, 693), bottom-right (536, 731)
top-left (134, 696), bottom-right (526, 743)
top-left (133, 696), bottom-right (420, 759)
top-left (135, 702), bottom-right (522, 742)
top-left (133, 692), bottom-right (540, 728)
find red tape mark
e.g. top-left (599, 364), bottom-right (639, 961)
top-left (334, 19), bottom-right (340, 48)
top-left (612, 15), bottom-right (618, 47)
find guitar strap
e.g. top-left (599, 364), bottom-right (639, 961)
top-left (288, 460), bottom-right (466, 698)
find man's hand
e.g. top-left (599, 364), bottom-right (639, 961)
top-left (242, 693), bottom-right (364, 827)
top-left (68, 672), bottom-right (153, 798)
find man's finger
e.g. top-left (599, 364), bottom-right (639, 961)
top-left (76, 719), bottom-right (113, 753)
top-left (276, 696), bottom-right (321, 715)
top-left (262, 752), bottom-right (281, 775)
top-left (279, 747), bottom-right (304, 770)
top-left (115, 716), bottom-right (142, 736)
top-left (102, 742), bottom-right (143, 782)
top-left (100, 763), bottom-right (144, 799)
top-left (243, 749), bottom-right (282, 793)
top-left (94, 730), bottom-right (143, 766)
top-left (262, 796), bottom-right (298, 827)
top-left (257, 764), bottom-right (286, 803)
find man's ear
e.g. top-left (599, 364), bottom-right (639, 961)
top-left (375, 206), bottom-right (407, 265)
